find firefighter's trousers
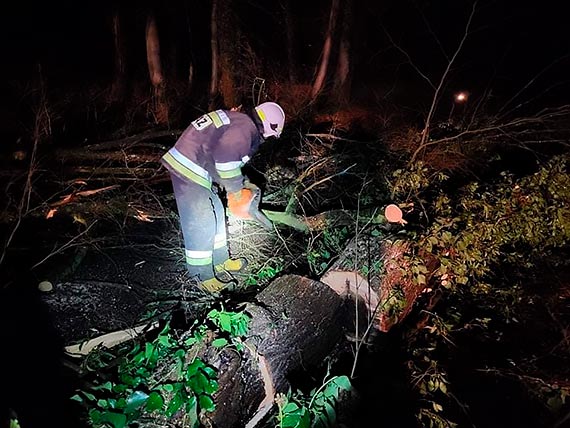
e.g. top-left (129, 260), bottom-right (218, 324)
top-left (170, 173), bottom-right (229, 280)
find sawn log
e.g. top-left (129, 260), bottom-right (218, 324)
top-left (202, 274), bottom-right (348, 428)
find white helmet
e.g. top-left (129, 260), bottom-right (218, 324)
top-left (255, 102), bottom-right (285, 138)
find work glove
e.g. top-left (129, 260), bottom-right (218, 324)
top-left (227, 188), bottom-right (256, 219)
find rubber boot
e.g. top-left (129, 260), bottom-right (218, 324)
top-left (214, 257), bottom-right (248, 274)
top-left (201, 276), bottom-right (236, 293)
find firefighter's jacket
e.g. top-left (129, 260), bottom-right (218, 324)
top-left (162, 110), bottom-right (262, 193)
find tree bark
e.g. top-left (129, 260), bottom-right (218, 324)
top-left (320, 233), bottom-right (426, 332)
top-left (145, 11), bottom-right (169, 124)
top-left (210, 0), bottom-right (238, 109)
top-left (310, 0), bottom-right (340, 101)
top-left (108, 6), bottom-right (127, 103)
top-left (282, 0), bottom-right (297, 83)
top-left (202, 274), bottom-right (348, 427)
top-left (55, 274), bottom-right (348, 427)
top-left (332, 0), bottom-right (352, 104)
top-left (263, 208), bottom-right (388, 232)
top-left (209, 0), bottom-right (220, 106)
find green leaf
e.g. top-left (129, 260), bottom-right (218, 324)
top-left (119, 374), bottom-right (138, 387)
top-left (186, 394), bottom-right (197, 411)
top-left (298, 410), bottom-right (311, 428)
top-left (312, 412), bottom-right (329, 428)
top-left (186, 396), bottom-right (200, 428)
top-left (158, 333), bottom-right (171, 347)
top-left (324, 402), bottom-right (336, 424)
top-left (332, 375), bottom-right (351, 391)
top-left (282, 414), bottom-right (302, 428)
top-left (89, 409), bottom-right (102, 424)
top-left (70, 394), bottom-right (83, 403)
top-left (133, 351), bottom-right (145, 364)
top-left (203, 378), bottom-right (218, 395)
top-left (186, 359), bottom-right (205, 378)
top-left (125, 390), bottom-right (149, 413)
top-left (218, 313), bottom-right (232, 332)
top-left (113, 383), bottom-right (128, 393)
top-left (81, 391), bottom-right (97, 402)
top-left (100, 411), bottom-right (127, 428)
top-left (97, 399), bottom-right (109, 409)
top-left (191, 372), bottom-right (210, 394)
top-left (185, 337), bottom-right (198, 346)
top-left (165, 391), bottom-right (184, 417)
top-left (283, 402), bottom-right (299, 413)
top-left (145, 391), bottom-right (164, 412)
top-left (212, 338), bottom-right (228, 348)
top-left (203, 366), bottom-right (217, 379)
top-left (93, 381), bottom-right (114, 392)
top-left (145, 342), bottom-right (158, 364)
top-left (199, 394), bottom-right (216, 412)
top-left (158, 323), bottom-right (171, 337)
top-left (162, 383), bottom-right (175, 393)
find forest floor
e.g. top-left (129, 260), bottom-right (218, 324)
top-left (1, 105), bottom-right (569, 428)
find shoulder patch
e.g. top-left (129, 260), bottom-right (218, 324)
top-left (191, 113), bottom-right (213, 131)
top-left (207, 110), bottom-right (231, 128)
top-left (190, 110), bottom-right (231, 131)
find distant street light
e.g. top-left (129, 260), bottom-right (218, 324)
top-left (454, 91), bottom-right (469, 103)
top-left (449, 90), bottom-right (470, 121)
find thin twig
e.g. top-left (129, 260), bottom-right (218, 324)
top-left (413, 0), bottom-right (449, 62)
top-left (418, 1), bottom-right (478, 150)
top-left (381, 25), bottom-right (435, 90)
top-left (301, 163), bottom-right (356, 194)
top-left (305, 133), bottom-right (368, 143)
top-left (410, 104), bottom-right (570, 161)
top-left (0, 141), bottom-right (38, 267)
top-left (497, 54), bottom-right (570, 119)
top-left (31, 221), bottom-right (99, 270)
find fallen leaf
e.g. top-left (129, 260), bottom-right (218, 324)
top-left (72, 213), bottom-right (88, 226)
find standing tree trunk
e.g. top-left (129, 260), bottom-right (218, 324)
top-left (332, 0), bottom-right (352, 105)
top-left (145, 11), bottom-right (169, 125)
top-left (282, 0), bottom-right (297, 83)
top-left (209, 0), bottom-right (237, 109)
top-left (310, 0), bottom-right (340, 101)
top-left (108, 6), bottom-right (127, 103)
top-left (209, 0), bottom-right (219, 106)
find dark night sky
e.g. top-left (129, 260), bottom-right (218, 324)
top-left (2, 0), bottom-right (570, 110)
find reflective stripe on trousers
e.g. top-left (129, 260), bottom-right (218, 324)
top-left (170, 173), bottom-right (229, 280)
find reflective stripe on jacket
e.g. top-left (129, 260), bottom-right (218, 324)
top-left (162, 110), bottom-right (262, 192)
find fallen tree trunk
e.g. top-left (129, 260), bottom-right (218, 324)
top-left (202, 274), bottom-right (348, 427)
top-left (84, 129), bottom-right (180, 151)
top-left (320, 231), bottom-right (426, 332)
top-left (263, 207), bottom-right (388, 232)
top-left (53, 274), bottom-right (349, 427)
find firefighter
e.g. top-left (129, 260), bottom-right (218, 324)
top-left (161, 102), bottom-right (285, 292)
